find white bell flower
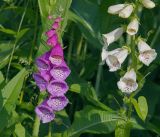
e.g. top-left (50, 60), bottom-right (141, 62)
top-left (127, 18), bottom-right (139, 35)
top-left (141, 0), bottom-right (155, 9)
top-left (138, 39), bottom-right (157, 66)
top-left (101, 47), bottom-right (108, 62)
top-left (119, 4), bottom-right (134, 18)
top-left (108, 4), bottom-right (126, 15)
top-left (117, 69), bottom-right (138, 94)
top-left (105, 48), bottom-right (128, 71)
top-left (103, 27), bottom-right (124, 46)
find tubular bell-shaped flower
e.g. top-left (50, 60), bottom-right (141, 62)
top-left (105, 48), bottom-right (129, 72)
top-left (36, 51), bottom-right (51, 71)
top-left (117, 69), bottom-right (138, 94)
top-left (101, 47), bottom-right (108, 62)
top-left (127, 18), bottom-right (139, 35)
top-left (119, 4), bottom-right (134, 18)
top-left (47, 96), bottom-right (68, 111)
top-left (35, 102), bottom-right (55, 123)
top-left (45, 29), bottom-right (56, 38)
top-left (49, 43), bottom-right (64, 65)
top-left (108, 4), bottom-right (126, 15)
top-left (137, 39), bottom-right (157, 66)
top-left (33, 73), bottom-right (49, 91)
top-left (47, 80), bottom-right (69, 96)
top-left (103, 27), bottom-right (124, 46)
top-left (140, 0), bottom-right (155, 9)
top-left (50, 61), bottom-right (71, 80)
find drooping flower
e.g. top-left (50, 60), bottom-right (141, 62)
top-left (55, 17), bottom-right (62, 22)
top-left (105, 48), bottom-right (128, 72)
top-left (140, 0), bottom-right (155, 9)
top-left (49, 43), bottom-right (64, 65)
top-left (50, 61), bottom-right (71, 80)
top-left (35, 102), bottom-right (55, 123)
top-left (103, 27), bottom-right (124, 46)
top-left (119, 4), bottom-right (134, 18)
top-left (127, 18), bottom-right (139, 35)
top-left (108, 4), bottom-right (126, 15)
top-left (47, 34), bottom-right (58, 46)
top-left (52, 22), bottom-right (59, 30)
top-left (33, 73), bottom-right (48, 91)
top-left (47, 80), bottom-right (69, 96)
top-left (137, 39), bottom-right (157, 66)
top-left (36, 51), bottom-right (51, 71)
top-left (47, 96), bottom-right (68, 111)
top-left (117, 69), bottom-right (138, 94)
top-left (45, 29), bottom-right (56, 38)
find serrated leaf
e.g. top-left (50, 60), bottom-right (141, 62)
top-left (0, 68), bottom-right (27, 132)
top-left (63, 106), bottom-right (119, 137)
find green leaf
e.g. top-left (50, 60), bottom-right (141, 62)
top-left (16, 28), bottom-right (30, 41)
top-left (115, 120), bottom-right (132, 137)
top-left (0, 71), bottom-right (4, 85)
top-left (131, 96), bottom-right (148, 121)
top-left (63, 106), bottom-right (119, 137)
top-left (0, 68), bottom-right (27, 132)
top-left (70, 83), bottom-right (113, 112)
top-left (14, 123), bottom-right (31, 137)
top-left (0, 25), bottom-right (16, 35)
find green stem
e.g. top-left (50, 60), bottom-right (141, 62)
top-left (48, 122), bottom-right (52, 137)
top-left (6, 0), bottom-right (28, 82)
top-left (95, 60), bottom-right (103, 97)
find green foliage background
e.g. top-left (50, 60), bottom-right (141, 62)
top-left (0, 0), bottom-right (160, 136)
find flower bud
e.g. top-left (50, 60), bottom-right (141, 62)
top-left (141, 0), bottom-right (155, 9)
top-left (108, 4), bottom-right (126, 15)
top-left (103, 27), bottom-right (124, 46)
top-left (119, 4), bottom-right (134, 18)
top-left (127, 18), bottom-right (139, 35)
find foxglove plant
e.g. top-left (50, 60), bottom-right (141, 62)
top-left (102, 0), bottom-right (157, 136)
top-left (33, 17), bottom-right (70, 123)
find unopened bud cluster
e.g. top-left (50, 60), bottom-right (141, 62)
top-left (102, 0), bottom-right (157, 94)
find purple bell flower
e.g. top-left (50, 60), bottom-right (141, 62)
top-left (36, 51), bottom-right (51, 71)
top-left (50, 61), bottom-right (71, 80)
top-left (47, 80), bottom-right (68, 96)
top-left (52, 22), bottom-right (59, 30)
top-left (45, 29), bottom-right (56, 38)
top-left (35, 102), bottom-right (55, 123)
top-left (49, 43), bottom-right (64, 65)
top-left (33, 73), bottom-right (48, 91)
top-left (47, 96), bottom-right (68, 111)
top-left (47, 34), bottom-right (58, 47)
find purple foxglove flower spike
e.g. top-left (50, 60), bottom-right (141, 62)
top-left (36, 51), bottom-right (51, 71)
top-left (33, 73), bottom-right (48, 91)
top-left (49, 43), bottom-right (64, 65)
top-left (47, 80), bottom-right (68, 96)
top-left (47, 96), bottom-right (68, 111)
top-left (50, 61), bottom-right (71, 80)
top-left (45, 29), bottom-right (56, 38)
top-left (47, 34), bottom-right (58, 46)
top-left (35, 102), bottom-right (55, 123)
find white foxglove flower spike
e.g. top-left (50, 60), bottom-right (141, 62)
top-left (119, 4), bottom-right (134, 18)
top-left (105, 48), bottom-right (128, 72)
top-left (117, 69), bottom-right (138, 94)
top-left (127, 18), bottom-right (139, 35)
top-left (141, 0), bottom-right (155, 9)
top-left (108, 4), bottom-right (126, 15)
top-left (103, 27), bottom-right (124, 46)
top-left (138, 39), bottom-right (157, 66)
